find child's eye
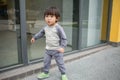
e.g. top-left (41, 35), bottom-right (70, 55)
top-left (50, 15), bottom-right (54, 17)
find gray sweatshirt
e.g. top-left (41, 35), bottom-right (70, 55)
top-left (33, 23), bottom-right (67, 50)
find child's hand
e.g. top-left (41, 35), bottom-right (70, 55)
top-left (57, 48), bottom-right (64, 53)
top-left (31, 38), bottom-right (35, 43)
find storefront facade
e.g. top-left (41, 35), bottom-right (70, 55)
top-left (0, 0), bottom-right (114, 72)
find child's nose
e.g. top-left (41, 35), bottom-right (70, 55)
top-left (48, 17), bottom-right (51, 19)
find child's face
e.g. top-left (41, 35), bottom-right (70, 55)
top-left (45, 15), bottom-right (58, 26)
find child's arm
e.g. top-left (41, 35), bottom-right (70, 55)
top-left (57, 26), bottom-right (67, 53)
top-left (33, 28), bottom-right (45, 40)
top-left (31, 27), bottom-right (45, 43)
top-left (59, 27), bottom-right (67, 48)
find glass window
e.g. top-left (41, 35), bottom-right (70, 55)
top-left (26, 0), bottom-right (79, 61)
top-left (79, 0), bottom-right (108, 49)
top-left (0, 0), bottom-right (21, 68)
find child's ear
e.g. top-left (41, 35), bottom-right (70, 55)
top-left (56, 17), bottom-right (60, 22)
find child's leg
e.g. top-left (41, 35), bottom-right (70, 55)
top-left (43, 50), bottom-right (52, 74)
top-left (53, 50), bottom-right (66, 74)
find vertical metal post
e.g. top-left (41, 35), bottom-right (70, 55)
top-left (19, 0), bottom-right (28, 64)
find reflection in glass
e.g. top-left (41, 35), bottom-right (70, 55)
top-left (0, 0), bottom-right (21, 68)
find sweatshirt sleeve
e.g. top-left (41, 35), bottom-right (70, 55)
top-left (57, 26), bottom-right (67, 48)
top-left (33, 27), bottom-right (45, 40)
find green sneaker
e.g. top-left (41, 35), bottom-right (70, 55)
top-left (37, 72), bottom-right (49, 79)
top-left (61, 74), bottom-right (68, 80)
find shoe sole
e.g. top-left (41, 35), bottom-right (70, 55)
top-left (37, 76), bottom-right (49, 80)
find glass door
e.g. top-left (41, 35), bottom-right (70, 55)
top-left (26, 0), bottom-right (79, 61)
top-left (0, 0), bottom-right (21, 69)
top-left (79, 0), bottom-right (109, 49)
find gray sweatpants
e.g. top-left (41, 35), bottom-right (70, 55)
top-left (43, 50), bottom-right (66, 74)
